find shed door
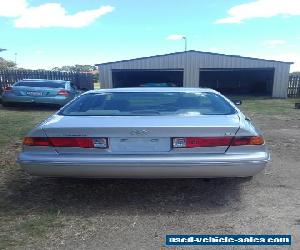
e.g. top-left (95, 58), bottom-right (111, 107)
top-left (112, 69), bottom-right (184, 88)
top-left (199, 68), bottom-right (274, 96)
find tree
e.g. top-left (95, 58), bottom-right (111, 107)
top-left (52, 64), bottom-right (97, 72)
top-left (0, 57), bottom-right (16, 69)
top-left (52, 64), bottom-right (99, 82)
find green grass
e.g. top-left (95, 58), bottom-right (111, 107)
top-left (0, 106), bottom-right (57, 249)
top-left (0, 107), bottom-right (53, 148)
top-left (239, 98), bottom-right (300, 116)
top-left (16, 212), bottom-right (63, 237)
top-left (0, 211), bottom-right (63, 249)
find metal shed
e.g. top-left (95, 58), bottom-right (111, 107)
top-left (97, 50), bottom-right (293, 98)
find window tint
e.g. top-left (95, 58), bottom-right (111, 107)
top-left (59, 92), bottom-right (236, 116)
top-left (16, 81), bottom-right (65, 88)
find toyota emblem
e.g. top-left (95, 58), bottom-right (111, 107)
top-left (130, 129), bottom-right (149, 136)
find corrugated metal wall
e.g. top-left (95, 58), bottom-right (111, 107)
top-left (98, 51), bottom-right (291, 98)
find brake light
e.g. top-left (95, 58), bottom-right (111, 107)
top-left (4, 86), bottom-right (12, 92)
top-left (231, 136), bottom-right (264, 146)
top-left (23, 137), bottom-right (108, 148)
top-left (173, 137), bottom-right (233, 148)
top-left (49, 137), bottom-right (93, 148)
top-left (172, 135), bottom-right (264, 148)
top-left (57, 89), bottom-right (69, 96)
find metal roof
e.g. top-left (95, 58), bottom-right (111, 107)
top-left (96, 50), bottom-right (293, 66)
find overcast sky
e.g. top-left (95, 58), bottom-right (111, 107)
top-left (1, 0), bottom-right (300, 72)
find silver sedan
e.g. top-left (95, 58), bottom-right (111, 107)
top-left (18, 88), bottom-right (270, 178)
top-left (1, 79), bottom-right (79, 106)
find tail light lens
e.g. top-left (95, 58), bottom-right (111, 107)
top-left (49, 137), bottom-right (94, 148)
top-left (23, 137), bottom-right (51, 146)
top-left (173, 137), bottom-right (233, 148)
top-left (57, 90), bottom-right (69, 96)
top-left (172, 135), bottom-right (264, 148)
top-left (23, 137), bottom-right (108, 148)
top-left (4, 86), bottom-right (12, 92)
top-left (231, 136), bottom-right (264, 146)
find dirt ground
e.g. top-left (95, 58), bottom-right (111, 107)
top-left (0, 103), bottom-right (300, 250)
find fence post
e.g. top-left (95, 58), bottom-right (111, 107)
top-left (288, 74), bottom-right (300, 98)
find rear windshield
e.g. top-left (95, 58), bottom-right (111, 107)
top-left (59, 92), bottom-right (236, 116)
top-left (15, 81), bottom-right (66, 88)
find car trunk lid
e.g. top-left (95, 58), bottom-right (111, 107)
top-left (41, 114), bottom-right (240, 154)
top-left (12, 86), bottom-right (64, 97)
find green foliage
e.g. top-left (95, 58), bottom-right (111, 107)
top-left (52, 64), bottom-right (96, 72)
top-left (52, 64), bottom-right (99, 82)
top-left (93, 71), bottom-right (99, 83)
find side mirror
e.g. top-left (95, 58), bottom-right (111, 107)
top-left (232, 100), bottom-right (242, 106)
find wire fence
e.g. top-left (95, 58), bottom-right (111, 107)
top-left (288, 74), bottom-right (300, 98)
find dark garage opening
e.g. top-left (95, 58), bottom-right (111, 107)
top-left (199, 68), bottom-right (274, 96)
top-left (112, 69), bottom-right (183, 88)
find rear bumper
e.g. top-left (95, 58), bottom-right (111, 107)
top-left (2, 94), bottom-right (70, 105)
top-left (18, 152), bottom-right (270, 178)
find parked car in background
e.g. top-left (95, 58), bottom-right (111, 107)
top-left (1, 79), bottom-right (80, 107)
top-left (18, 87), bottom-right (270, 178)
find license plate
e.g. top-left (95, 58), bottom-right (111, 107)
top-left (110, 137), bottom-right (170, 152)
top-left (26, 91), bottom-right (43, 96)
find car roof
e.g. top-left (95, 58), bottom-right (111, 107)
top-left (88, 87), bottom-right (218, 94)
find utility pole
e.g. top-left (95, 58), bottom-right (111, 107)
top-left (14, 52), bottom-right (18, 65)
top-left (182, 36), bottom-right (187, 52)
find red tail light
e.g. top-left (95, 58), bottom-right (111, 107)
top-left (49, 137), bottom-right (93, 148)
top-left (173, 137), bottom-right (233, 148)
top-left (172, 136), bottom-right (264, 148)
top-left (57, 90), bottom-right (69, 96)
top-left (4, 86), bottom-right (12, 92)
top-left (23, 137), bottom-right (108, 148)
